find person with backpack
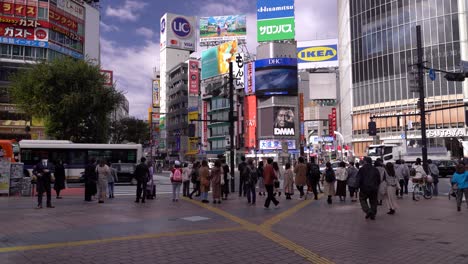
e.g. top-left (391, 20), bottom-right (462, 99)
top-left (245, 158), bottom-right (258, 205)
top-left (346, 161), bottom-right (359, 202)
top-left (188, 161), bottom-right (200, 199)
top-left (294, 157), bottom-right (307, 199)
top-left (238, 156), bottom-right (248, 197)
top-left (358, 157), bottom-right (381, 220)
top-left (170, 161), bottom-right (183, 202)
top-left (283, 163), bottom-right (295, 200)
top-left (306, 158), bottom-right (321, 200)
top-left (427, 159), bottom-right (439, 196)
top-left (321, 161), bottom-right (336, 204)
top-left (134, 157), bottom-right (150, 203)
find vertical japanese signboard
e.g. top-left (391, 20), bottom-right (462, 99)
top-left (330, 108), bottom-right (337, 138)
top-left (202, 101), bottom-right (208, 151)
top-left (244, 96), bottom-right (257, 148)
top-left (233, 53), bottom-right (244, 90)
top-left (244, 61), bottom-right (255, 95)
top-left (152, 79), bottom-right (160, 108)
top-left (188, 60), bottom-right (199, 95)
top-left (299, 93), bottom-right (304, 141)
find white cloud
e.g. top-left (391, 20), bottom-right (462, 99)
top-left (100, 21), bottom-right (119, 32)
top-left (136, 27), bottom-right (155, 39)
top-left (105, 0), bottom-right (148, 22)
top-left (101, 37), bottom-right (159, 119)
top-left (294, 0), bottom-right (338, 41)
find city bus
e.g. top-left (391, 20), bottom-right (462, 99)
top-left (19, 140), bottom-right (143, 183)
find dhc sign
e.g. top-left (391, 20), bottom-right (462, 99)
top-left (297, 45), bottom-right (338, 63)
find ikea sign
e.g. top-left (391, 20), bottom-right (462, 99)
top-left (297, 41), bottom-right (339, 70)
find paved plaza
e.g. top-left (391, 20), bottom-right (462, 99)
top-left (0, 176), bottom-right (467, 264)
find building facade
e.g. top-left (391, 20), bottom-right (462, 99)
top-left (0, 0), bottom-right (100, 140)
top-left (339, 0), bottom-right (468, 158)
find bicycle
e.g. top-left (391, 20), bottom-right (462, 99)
top-left (412, 177), bottom-right (433, 201)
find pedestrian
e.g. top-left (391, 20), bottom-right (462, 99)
top-left (412, 158), bottom-right (427, 179)
top-left (238, 156), bottom-right (247, 197)
top-left (170, 161), bottom-right (183, 202)
top-left (108, 162), bottom-right (118, 198)
top-left (306, 158), bottom-right (321, 200)
top-left (294, 157), bottom-right (307, 199)
top-left (84, 158), bottom-right (97, 202)
top-left (427, 159), bottom-right (439, 196)
top-left (335, 161), bottom-right (348, 202)
top-left (33, 157), bottom-right (54, 209)
top-left (211, 160), bottom-right (223, 204)
top-left (451, 162), bottom-right (468, 212)
top-left (394, 160), bottom-right (405, 199)
top-left (346, 161), bottom-right (359, 202)
top-left (272, 161), bottom-right (282, 197)
top-left (263, 158), bottom-right (279, 208)
top-left (257, 161), bottom-right (265, 196)
top-left (400, 159), bottom-right (410, 194)
top-left (53, 159), bottom-right (65, 199)
top-left (321, 161), bottom-right (336, 204)
top-left (283, 163), bottom-right (294, 200)
top-left (384, 162), bottom-right (399, 215)
top-left (134, 157), bottom-right (150, 203)
top-left (146, 160), bottom-right (155, 199)
top-left (375, 159), bottom-right (389, 205)
top-left (199, 160), bottom-right (211, 203)
top-left (245, 158), bottom-right (258, 205)
top-left (221, 159), bottom-right (230, 200)
top-left (182, 163), bottom-right (190, 197)
top-left (188, 161), bottom-right (201, 199)
top-left (95, 159), bottom-right (110, 204)
top-left (358, 157), bottom-right (381, 220)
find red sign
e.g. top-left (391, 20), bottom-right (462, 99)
top-left (245, 62), bottom-right (255, 95)
top-left (203, 101), bottom-right (208, 149)
top-left (1, 2), bottom-right (37, 17)
top-left (299, 93), bottom-right (304, 141)
top-left (49, 7), bottom-right (78, 32)
top-left (244, 96), bottom-right (257, 148)
top-left (330, 108), bottom-right (337, 138)
top-left (0, 16), bottom-right (41, 27)
top-left (188, 60), bottom-right (199, 96)
top-left (0, 23), bottom-right (34, 39)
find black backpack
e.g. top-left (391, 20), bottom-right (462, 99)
top-left (325, 169), bottom-right (336, 183)
top-left (311, 164), bottom-right (321, 180)
top-left (246, 167), bottom-right (258, 185)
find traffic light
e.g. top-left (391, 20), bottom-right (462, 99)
top-left (444, 72), bottom-right (466, 82)
top-left (368, 121), bottom-right (377, 136)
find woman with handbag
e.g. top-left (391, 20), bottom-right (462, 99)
top-left (199, 160), bottom-right (211, 203)
top-left (375, 159), bottom-right (388, 205)
top-left (384, 162), bottom-right (399, 215)
top-left (451, 163), bottom-right (468, 212)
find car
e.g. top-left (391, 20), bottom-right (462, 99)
top-left (433, 160), bottom-right (456, 177)
top-left (111, 163), bottom-right (137, 184)
top-left (319, 161), bottom-right (344, 174)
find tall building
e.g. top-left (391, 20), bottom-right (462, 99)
top-left (0, 0), bottom-right (100, 140)
top-left (339, 0), bottom-right (468, 158)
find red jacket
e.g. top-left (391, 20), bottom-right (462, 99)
top-left (263, 164), bottom-right (276, 185)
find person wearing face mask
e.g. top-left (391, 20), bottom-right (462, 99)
top-left (33, 157), bottom-right (55, 209)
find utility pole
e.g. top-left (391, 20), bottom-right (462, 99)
top-left (228, 62), bottom-right (235, 192)
top-left (416, 25), bottom-right (428, 172)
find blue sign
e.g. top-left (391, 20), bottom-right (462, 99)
top-left (0, 37), bottom-right (48, 48)
top-left (297, 45), bottom-right (338, 63)
top-left (429, 68), bottom-right (436, 81)
top-left (161, 18), bottom-right (166, 33)
top-left (255, 58), bottom-right (297, 68)
top-left (48, 42), bottom-right (84, 59)
top-left (257, 0), bottom-right (295, 20)
top-left (172, 17), bottom-right (192, 38)
top-left (259, 139), bottom-right (296, 150)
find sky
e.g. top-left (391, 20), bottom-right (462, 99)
top-left (98, 0), bottom-right (338, 119)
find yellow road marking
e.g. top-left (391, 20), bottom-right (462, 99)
top-left (0, 227), bottom-right (243, 253)
top-left (182, 197), bottom-right (334, 264)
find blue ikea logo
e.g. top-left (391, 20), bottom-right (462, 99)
top-left (297, 45), bottom-right (338, 63)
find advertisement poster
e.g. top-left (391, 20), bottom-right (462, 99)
top-left (160, 13), bottom-right (197, 52)
top-left (256, 0), bottom-right (295, 42)
top-left (152, 79), bottom-right (160, 108)
top-left (0, 158), bottom-right (11, 194)
top-left (273, 106), bottom-right (295, 136)
top-left (244, 96), bottom-right (257, 149)
top-left (297, 40), bottom-right (339, 70)
top-left (255, 58), bottom-right (298, 96)
top-left (201, 40), bottom-right (238, 80)
top-left (256, 0), bottom-right (295, 20)
top-left (188, 60), bottom-right (199, 95)
top-left (199, 15), bottom-right (247, 44)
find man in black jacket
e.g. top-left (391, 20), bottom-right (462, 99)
top-left (238, 156), bottom-right (247, 197)
top-left (33, 157), bottom-right (55, 208)
top-left (134, 157), bottom-right (150, 203)
top-left (358, 157), bottom-right (381, 220)
top-left (306, 158), bottom-right (321, 200)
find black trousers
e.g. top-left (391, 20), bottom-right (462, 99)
top-left (239, 177), bottom-right (246, 196)
top-left (359, 191), bottom-right (378, 217)
top-left (38, 184), bottom-right (52, 206)
top-left (136, 180), bottom-right (147, 201)
top-left (296, 185), bottom-right (305, 197)
top-left (183, 181), bottom-right (190, 196)
top-left (309, 180), bottom-right (319, 198)
top-left (84, 182), bottom-right (95, 201)
top-left (264, 184), bottom-right (279, 208)
top-left (189, 181), bottom-right (200, 197)
top-left (403, 178), bottom-right (409, 194)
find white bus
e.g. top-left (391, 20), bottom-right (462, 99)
top-left (19, 140), bottom-right (143, 183)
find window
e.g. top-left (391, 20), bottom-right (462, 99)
top-left (12, 45), bottom-right (23, 57)
top-left (69, 150), bottom-right (86, 165)
top-left (24, 46), bottom-right (32, 58)
top-left (38, 7), bottom-right (48, 19)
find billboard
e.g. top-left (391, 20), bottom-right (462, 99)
top-left (259, 139), bottom-right (296, 150)
top-left (256, 0), bottom-right (295, 42)
top-left (255, 58), bottom-right (298, 96)
top-left (199, 15), bottom-right (246, 45)
top-left (233, 53), bottom-right (244, 90)
top-left (152, 79), bottom-right (160, 108)
top-left (274, 106), bottom-right (295, 136)
top-left (297, 40), bottom-right (338, 69)
top-left (160, 13), bottom-right (197, 52)
top-left (100, 70), bottom-right (113, 86)
top-left (188, 60), bottom-right (199, 95)
top-left (244, 96), bottom-right (257, 148)
top-left (201, 40), bottom-right (238, 80)
top-left (0, 2), bottom-right (37, 17)
top-left (244, 61), bottom-right (255, 95)
top-left (299, 93), bottom-right (304, 141)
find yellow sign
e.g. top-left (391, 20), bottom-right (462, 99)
top-left (297, 45), bottom-right (337, 62)
top-left (188, 111), bottom-right (198, 122)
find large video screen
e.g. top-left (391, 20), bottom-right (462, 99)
top-left (255, 58), bottom-right (298, 96)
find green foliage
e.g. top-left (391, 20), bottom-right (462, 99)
top-left (9, 57), bottom-right (124, 143)
top-left (110, 117), bottom-right (149, 144)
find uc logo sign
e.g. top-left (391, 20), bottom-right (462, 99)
top-left (160, 18), bottom-right (166, 33)
top-left (172, 17), bottom-right (192, 38)
top-left (298, 46), bottom-right (337, 62)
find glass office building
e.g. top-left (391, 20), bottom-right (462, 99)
top-left (340, 0), bottom-right (468, 157)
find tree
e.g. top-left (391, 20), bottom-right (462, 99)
top-left (9, 57), bottom-right (124, 143)
top-left (110, 117), bottom-right (149, 144)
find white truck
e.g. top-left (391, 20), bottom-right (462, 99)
top-left (367, 139), bottom-right (451, 163)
